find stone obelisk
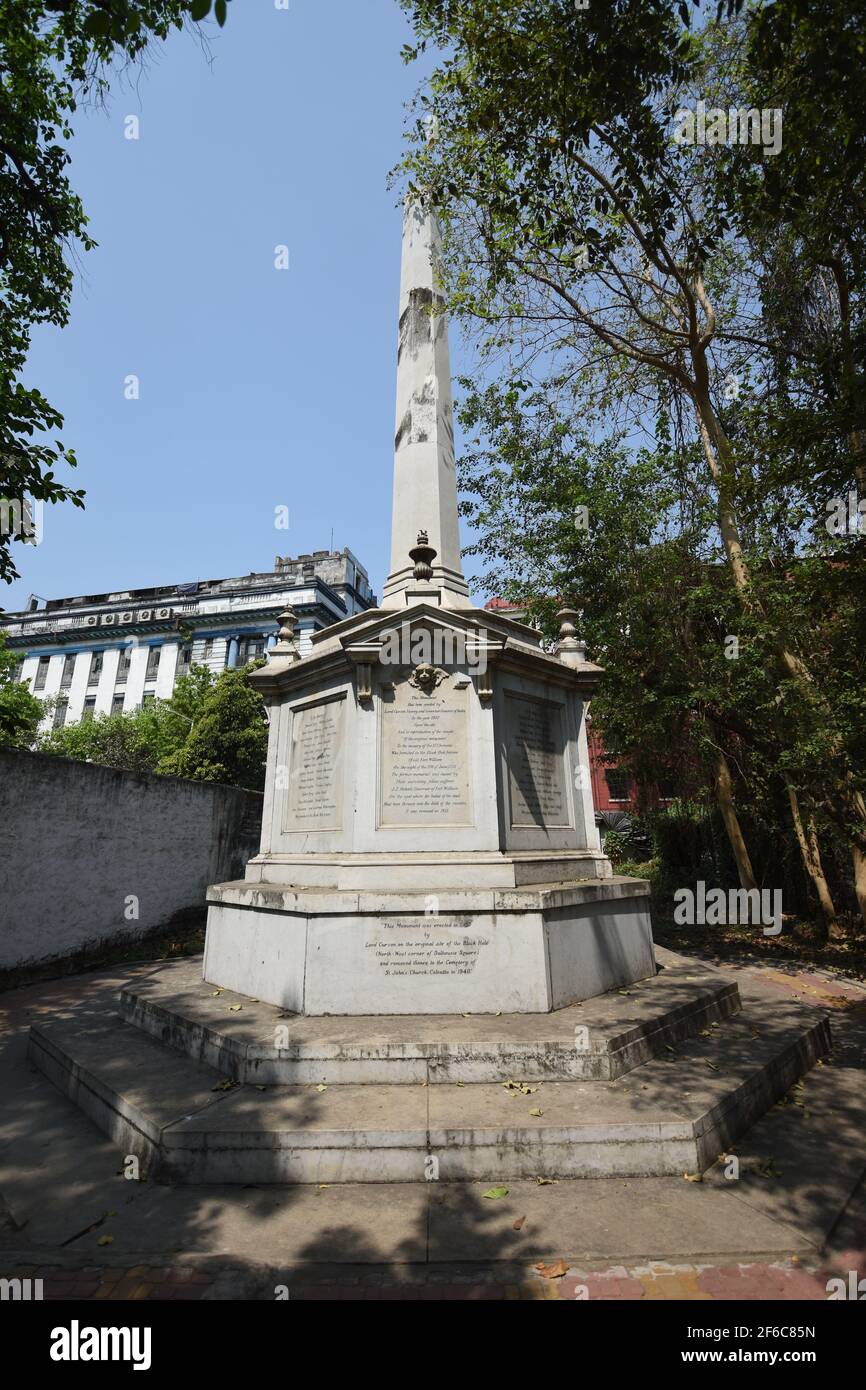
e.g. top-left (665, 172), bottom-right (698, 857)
top-left (381, 202), bottom-right (471, 610)
top-left (200, 197), bottom-right (656, 1017)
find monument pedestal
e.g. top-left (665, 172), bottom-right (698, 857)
top-left (203, 601), bottom-right (655, 1015)
top-left (204, 875), bottom-right (654, 1016)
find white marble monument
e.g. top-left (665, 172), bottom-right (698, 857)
top-left (203, 202), bottom-right (655, 1014)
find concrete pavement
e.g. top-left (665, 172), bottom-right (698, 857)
top-left (1, 948), bottom-right (864, 1300)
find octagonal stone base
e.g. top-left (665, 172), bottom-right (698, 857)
top-left (203, 876), bottom-right (655, 1016)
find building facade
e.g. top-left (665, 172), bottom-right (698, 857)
top-left (1, 549), bottom-right (374, 730)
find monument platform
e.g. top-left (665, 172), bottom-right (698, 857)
top-left (203, 875), bottom-right (655, 1015)
top-left (27, 950), bottom-right (831, 1184)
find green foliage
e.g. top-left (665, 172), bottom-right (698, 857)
top-left (0, 631), bottom-right (43, 748)
top-left (37, 663), bottom-right (217, 774)
top-left (600, 830), bottom-right (630, 865)
top-left (38, 660), bottom-right (266, 789)
top-left (399, 0), bottom-right (866, 926)
top-left (157, 663), bottom-right (268, 790)
top-left (39, 706), bottom-right (164, 775)
top-left (0, 1), bottom-right (230, 585)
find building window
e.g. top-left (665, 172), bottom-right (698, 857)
top-left (82, 696), bottom-right (97, 723)
top-left (34, 655), bottom-right (50, 691)
top-left (239, 636), bottom-right (265, 664)
top-left (117, 648), bottom-right (131, 684)
top-left (87, 653), bottom-right (103, 687)
top-left (53, 697), bottom-right (68, 729)
top-left (657, 776), bottom-right (677, 801)
top-left (111, 694), bottom-right (125, 716)
top-left (605, 769), bottom-right (632, 802)
top-left (178, 644), bottom-right (193, 672)
top-left (59, 655), bottom-right (75, 690)
top-left (145, 646), bottom-right (161, 680)
top-left (203, 639), bottom-right (214, 660)
top-left (142, 692), bottom-right (155, 707)
top-left (10, 658), bottom-right (24, 683)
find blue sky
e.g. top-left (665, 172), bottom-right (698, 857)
top-left (6, 0), bottom-right (477, 613)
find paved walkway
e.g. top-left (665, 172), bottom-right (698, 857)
top-left (2, 948), bottom-right (864, 1301)
top-left (4, 1252), bottom-right (864, 1300)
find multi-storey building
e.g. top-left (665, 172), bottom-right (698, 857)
top-left (1, 549), bottom-right (374, 730)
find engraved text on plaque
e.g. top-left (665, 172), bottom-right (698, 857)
top-left (285, 695), bottom-right (345, 831)
top-left (506, 693), bottom-right (570, 827)
top-left (379, 678), bottom-right (472, 826)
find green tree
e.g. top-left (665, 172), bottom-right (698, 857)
top-left (457, 374), bottom-right (859, 934)
top-left (0, 630), bottom-right (43, 747)
top-left (38, 662), bottom-right (216, 774)
top-left (38, 705), bottom-right (163, 774)
top-left (0, 0), bottom-right (231, 585)
top-left (158, 663), bottom-right (268, 790)
top-left (397, 0), bottom-right (865, 931)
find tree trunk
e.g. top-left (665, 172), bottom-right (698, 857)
top-left (711, 746), bottom-right (758, 891)
top-left (851, 844), bottom-right (866, 932)
top-left (785, 778), bottom-right (836, 943)
top-left (848, 790), bottom-right (866, 932)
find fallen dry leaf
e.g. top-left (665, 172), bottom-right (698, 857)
top-left (534, 1259), bottom-right (568, 1279)
top-left (512, 1215), bottom-right (527, 1231)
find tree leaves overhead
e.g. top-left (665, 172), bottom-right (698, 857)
top-left (399, 0), bottom-right (866, 928)
top-left (0, 2), bottom-right (231, 587)
top-left (0, 630), bottom-right (43, 748)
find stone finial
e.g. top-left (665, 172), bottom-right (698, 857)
top-left (556, 606), bottom-right (587, 668)
top-left (409, 530), bottom-right (437, 583)
top-left (270, 605), bottom-right (301, 662)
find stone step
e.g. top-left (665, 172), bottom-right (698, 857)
top-left (117, 954), bottom-right (741, 1083)
top-left (27, 1000), bottom-right (830, 1184)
